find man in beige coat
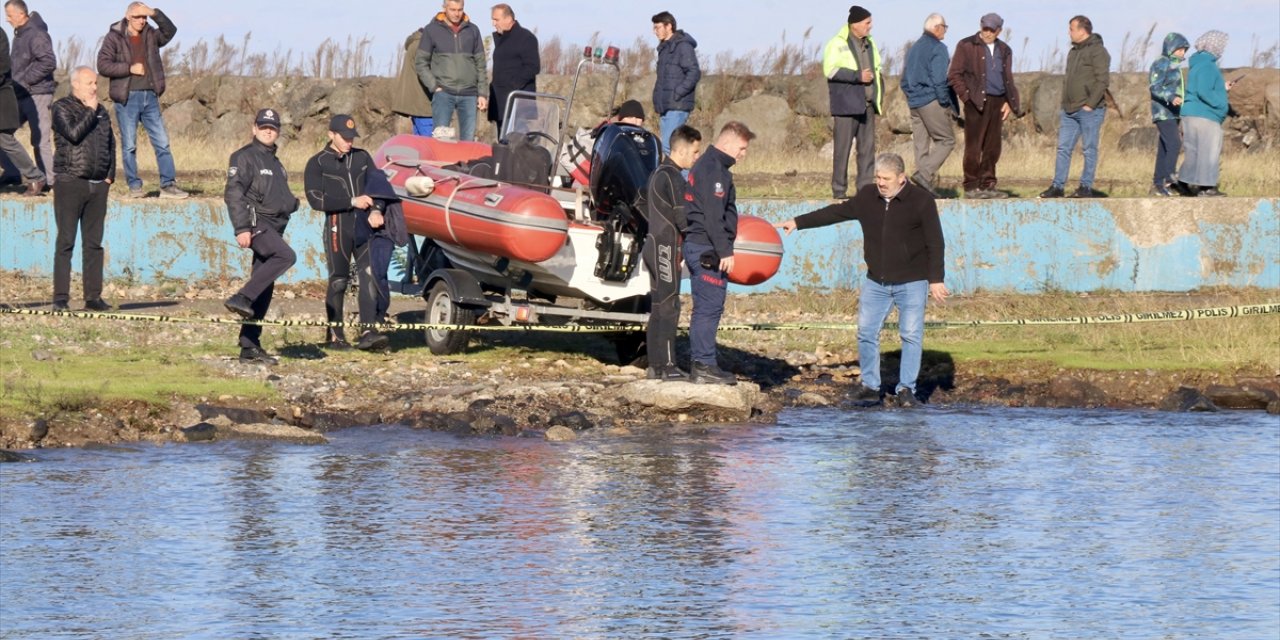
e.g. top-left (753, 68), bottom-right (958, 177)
top-left (391, 27), bottom-right (433, 136)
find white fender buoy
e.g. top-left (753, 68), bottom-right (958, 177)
top-left (406, 176), bottom-right (436, 197)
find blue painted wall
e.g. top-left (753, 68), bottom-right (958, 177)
top-left (2, 197), bottom-right (1276, 293)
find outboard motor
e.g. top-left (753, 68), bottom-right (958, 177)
top-left (589, 124), bottom-right (660, 282)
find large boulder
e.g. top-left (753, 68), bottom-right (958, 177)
top-left (1030, 75), bottom-right (1063, 134)
top-left (614, 379), bottom-right (763, 422)
top-left (713, 93), bottom-right (793, 151)
top-left (161, 99), bottom-right (213, 139)
top-left (1118, 126), bottom-right (1158, 152)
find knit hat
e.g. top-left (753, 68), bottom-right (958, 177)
top-left (847, 5), bottom-right (871, 24)
top-left (1195, 30), bottom-right (1229, 60)
top-left (616, 99), bottom-right (645, 121)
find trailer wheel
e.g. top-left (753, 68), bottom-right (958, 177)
top-left (425, 280), bottom-right (476, 355)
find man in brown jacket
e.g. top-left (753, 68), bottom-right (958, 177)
top-left (947, 12), bottom-right (1019, 199)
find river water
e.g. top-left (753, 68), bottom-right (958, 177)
top-left (2, 407), bottom-right (1277, 639)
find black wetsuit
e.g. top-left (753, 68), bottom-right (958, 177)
top-left (640, 158), bottom-right (688, 369)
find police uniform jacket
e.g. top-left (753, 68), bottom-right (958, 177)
top-left (225, 138), bottom-right (299, 235)
top-left (683, 145), bottom-right (737, 260)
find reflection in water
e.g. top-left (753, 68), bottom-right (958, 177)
top-left (2, 408), bottom-right (1277, 638)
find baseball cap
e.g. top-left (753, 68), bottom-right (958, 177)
top-left (328, 114), bottom-right (360, 138)
top-left (254, 108), bottom-right (281, 130)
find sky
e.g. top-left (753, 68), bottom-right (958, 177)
top-left (20, 0), bottom-right (1280, 73)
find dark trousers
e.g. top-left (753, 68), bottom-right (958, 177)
top-left (52, 177), bottom-right (109, 303)
top-left (354, 232), bottom-right (394, 325)
top-left (1153, 118), bottom-right (1181, 185)
top-left (683, 240), bottom-right (726, 366)
top-left (832, 112), bottom-right (876, 197)
top-left (324, 212), bottom-right (356, 342)
top-left (642, 217), bottom-right (682, 369)
top-left (237, 221), bottom-right (296, 349)
top-left (962, 95), bottom-right (1006, 191)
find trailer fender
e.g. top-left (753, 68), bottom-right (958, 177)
top-left (423, 269), bottom-right (490, 308)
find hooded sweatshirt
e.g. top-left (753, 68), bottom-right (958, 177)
top-left (1149, 33), bottom-right (1189, 122)
top-left (1181, 50), bottom-right (1229, 123)
top-left (10, 11), bottom-right (56, 98)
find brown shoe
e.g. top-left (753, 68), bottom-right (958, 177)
top-left (23, 179), bottom-right (45, 197)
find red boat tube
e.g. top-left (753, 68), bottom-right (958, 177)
top-left (729, 215), bottom-right (784, 285)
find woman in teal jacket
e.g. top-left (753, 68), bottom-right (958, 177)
top-left (1178, 31), bottom-right (1233, 197)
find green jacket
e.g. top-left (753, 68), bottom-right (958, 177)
top-left (822, 25), bottom-right (882, 116)
top-left (414, 12), bottom-right (487, 97)
top-left (1062, 33), bottom-right (1110, 112)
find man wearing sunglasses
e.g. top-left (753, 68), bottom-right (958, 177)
top-left (97, 2), bottom-right (188, 200)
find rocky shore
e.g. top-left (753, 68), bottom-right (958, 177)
top-left (1, 274), bottom-right (1277, 453)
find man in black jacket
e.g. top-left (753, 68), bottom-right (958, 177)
top-left (0, 26), bottom-right (44, 196)
top-left (487, 3), bottom-right (538, 132)
top-left (641, 124), bottom-right (701, 381)
top-left (5, 1), bottom-right (55, 188)
top-left (683, 121), bottom-right (753, 385)
top-left (651, 11), bottom-right (699, 155)
top-left (50, 67), bottom-right (114, 312)
top-left (96, 2), bottom-right (187, 199)
top-left (778, 152), bottom-right (949, 407)
top-left (222, 108), bottom-right (299, 365)
top-left (304, 114), bottom-right (391, 351)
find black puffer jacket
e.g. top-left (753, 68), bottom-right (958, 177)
top-left (652, 31), bottom-right (700, 114)
top-left (52, 95), bottom-right (116, 182)
top-left (0, 30), bottom-right (20, 132)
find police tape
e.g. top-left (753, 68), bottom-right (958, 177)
top-left (1, 301), bottom-right (1277, 333)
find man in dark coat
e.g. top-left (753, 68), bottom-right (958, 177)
top-left (222, 108), bottom-right (299, 365)
top-left (487, 3), bottom-right (539, 132)
top-left (651, 10), bottom-right (700, 155)
top-left (0, 27), bottom-right (44, 195)
top-left (51, 67), bottom-right (115, 312)
top-left (5, 0), bottom-right (55, 187)
top-left (947, 12), bottom-right (1020, 199)
top-left (96, 2), bottom-right (188, 199)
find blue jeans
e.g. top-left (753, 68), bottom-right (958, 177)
top-left (411, 116), bottom-right (434, 137)
top-left (1052, 107), bottom-right (1105, 189)
top-left (858, 278), bottom-right (928, 393)
top-left (114, 90), bottom-right (176, 189)
top-left (658, 110), bottom-right (690, 155)
top-left (684, 240), bottom-right (727, 366)
top-left (431, 92), bottom-right (477, 142)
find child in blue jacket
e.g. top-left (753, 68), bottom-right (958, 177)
top-left (1148, 32), bottom-right (1189, 196)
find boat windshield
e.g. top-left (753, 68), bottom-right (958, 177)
top-left (501, 95), bottom-right (563, 159)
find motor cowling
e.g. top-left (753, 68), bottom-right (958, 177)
top-left (589, 124), bottom-right (660, 219)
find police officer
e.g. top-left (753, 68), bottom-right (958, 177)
top-left (683, 121), bottom-right (754, 385)
top-left (641, 124), bottom-right (701, 381)
top-left (222, 107), bottom-right (299, 365)
top-left (304, 114), bottom-right (389, 351)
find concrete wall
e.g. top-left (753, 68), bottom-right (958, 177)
top-left (2, 197), bottom-right (1276, 293)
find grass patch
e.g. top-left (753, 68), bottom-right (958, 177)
top-left (0, 320), bottom-right (276, 418)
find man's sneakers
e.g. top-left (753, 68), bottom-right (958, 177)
top-left (646, 365), bottom-right (690, 381)
top-left (894, 388), bottom-right (923, 408)
top-left (1149, 182), bottom-right (1174, 197)
top-left (51, 300), bottom-right (69, 311)
top-left (848, 385), bottom-right (882, 406)
top-left (224, 293), bottom-right (254, 319)
top-left (690, 361), bottom-right (737, 385)
top-left (356, 330), bottom-right (390, 352)
top-left (239, 346), bottom-right (279, 366)
top-left (910, 173), bottom-right (940, 198)
top-left (324, 339), bottom-right (353, 351)
top-left (126, 185), bottom-right (146, 199)
top-left (1068, 185), bottom-right (1106, 199)
top-left (1038, 185), bottom-right (1065, 198)
top-left (22, 179), bottom-right (45, 197)
top-left (159, 184), bottom-right (190, 199)
top-left (84, 298), bottom-right (113, 312)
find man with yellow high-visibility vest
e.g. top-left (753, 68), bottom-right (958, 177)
top-left (823, 5), bottom-right (881, 199)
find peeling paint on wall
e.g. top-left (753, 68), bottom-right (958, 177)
top-left (1, 197), bottom-right (1277, 293)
